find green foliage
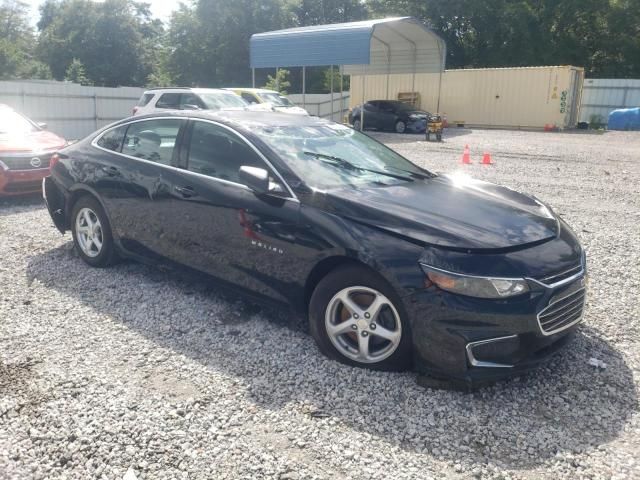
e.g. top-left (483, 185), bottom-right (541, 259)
top-left (264, 69), bottom-right (291, 93)
top-left (0, 0), bottom-right (51, 79)
top-left (36, 0), bottom-right (164, 87)
top-left (64, 58), bottom-right (92, 85)
top-left (589, 114), bottom-right (606, 130)
top-left (323, 67), bottom-right (349, 93)
top-left (2, 0), bottom-right (639, 87)
top-left (369, 0), bottom-right (640, 77)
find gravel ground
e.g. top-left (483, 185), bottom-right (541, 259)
top-left (1, 128), bottom-right (639, 480)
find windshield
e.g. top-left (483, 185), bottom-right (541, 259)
top-left (0, 109), bottom-right (39, 134)
top-left (261, 92), bottom-right (293, 107)
top-left (199, 92), bottom-right (248, 110)
top-left (255, 123), bottom-right (431, 190)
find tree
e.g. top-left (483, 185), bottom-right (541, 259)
top-left (64, 58), bottom-right (91, 85)
top-left (368, 0), bottom-right (640, 77)
top-left (0, 0), bottom-right (50, 79)
top-left (36, 0), bottom-right (164, 86)
top-left (291, 0), bottom-right (368, 26)
top-left (264, 68), bottom-right (291, 93)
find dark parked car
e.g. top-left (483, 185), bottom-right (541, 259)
top-left (43, 111), bottom-right (586, 387)
top-left (349, 100), bottom-right (431, 133)
top-left (0, 104), bottom-right (66, 196)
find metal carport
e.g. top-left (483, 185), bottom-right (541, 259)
top-left (250, 17), bottom-right (446, 128)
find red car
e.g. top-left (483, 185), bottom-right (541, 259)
top-left (0, 105), bottom-right (66, 196)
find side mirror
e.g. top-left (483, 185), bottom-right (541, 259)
top-left (239, 166), bottom-right (269, 194)
top-left (38, 122), bottom-right (48, 130)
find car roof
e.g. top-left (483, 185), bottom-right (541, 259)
top-left (226, 88), bottom-right (280, 95)
top-left (144, 88), bottom-right (238, 95)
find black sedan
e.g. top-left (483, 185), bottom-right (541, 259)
top-left (349, 100), bottom-right (430, 133)
top-left (43, 111), bottom-right (586, 388)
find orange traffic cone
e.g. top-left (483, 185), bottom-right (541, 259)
top-left (481, 152), bottom-right (493, 165)
top-left (461, 145), bottom-right (471, 164)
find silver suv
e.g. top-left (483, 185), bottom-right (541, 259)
top-left (132, 88), bottom-right (254, 116)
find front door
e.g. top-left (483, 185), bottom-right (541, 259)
top-left (165, 119), bottom-right (302, 302)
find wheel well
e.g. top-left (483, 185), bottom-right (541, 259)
top-left (65, 189), bottom-right (98, 229)
top-left (303, 256), bottom-right (369, 312)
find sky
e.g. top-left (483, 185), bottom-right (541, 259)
top-left (24, 0), bottom-right (181, 26)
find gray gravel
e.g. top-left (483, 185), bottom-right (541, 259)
top-left (1, 128), bottom-right (639, 480)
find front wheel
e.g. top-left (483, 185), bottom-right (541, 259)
top-left (353, 118), bottom-right (362, 131)
top-left (395, 120), bottom-right (406, 134)
top-left (309, 265), bottom-right (412, 371)
top-left (71, 195), bottom-right (118, 268)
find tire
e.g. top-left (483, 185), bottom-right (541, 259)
top-left (71, 195), bottom-right (118, 268)
top-left (395, 120), bottom-right (406, 134)
top-left (353, 118), bottom-right (362, 131)
top-left (309, 265), bottom-right (412, 371)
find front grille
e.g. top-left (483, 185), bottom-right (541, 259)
top-left (537, 288), bottom-right (585, 335)
top-left (534, 263), bottom-right (582, 285)
top-left (0, 155), bottom-right (51, 170)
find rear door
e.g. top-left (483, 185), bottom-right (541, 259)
top-left (165, 118), bottom-right (302, 302)
top-left (93, 117), bottom-right (189, 260)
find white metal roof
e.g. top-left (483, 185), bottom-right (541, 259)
top-left (250, 17), bottom-right (446, 75)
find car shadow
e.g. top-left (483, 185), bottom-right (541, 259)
top-left (369, 129), bottom-right (472, 145)
top-left (26, 244), bottom-right (638, 470)
top-left (0, 193), bottom-right (45, 217)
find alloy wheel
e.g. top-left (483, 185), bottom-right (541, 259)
top-left (325, 286), bottom-right (402, 363)
top-left (75, 207), bottom-right (104, 258)
top-left (395, 121), bottom-right (406, 133)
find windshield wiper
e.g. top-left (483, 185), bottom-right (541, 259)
top-left (383, 165), bottom-right (434, 179)
top-left (303, 151), bottom-right (413, 181)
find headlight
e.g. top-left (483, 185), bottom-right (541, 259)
top-left (409, 114), bottom-right (420, 120)
top-left (421, 265), bottom-right (529, 299)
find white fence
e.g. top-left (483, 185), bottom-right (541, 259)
top-left (0, 80), bottom-right (144, 140)
top-left (580, 78), bottom-right (640, 123)
top-left (288, 92), bottom-right (350, 122)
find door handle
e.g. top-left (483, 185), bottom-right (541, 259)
top-left (174, 185), bottom-right (197, 198)
top-left (104, 166), bottom-right (120, 177)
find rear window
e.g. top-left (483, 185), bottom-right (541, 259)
top-left (121, 119), bottom-right (183, 165)
top-left (97, 125), bottom-right (127, 152)
top-left (137, 93), bottom-right (155, 107)
top-left (155, 93), bottom-right (181, 109)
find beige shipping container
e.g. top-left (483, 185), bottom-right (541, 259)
top-left (350, 66), bottom-right (584, 129)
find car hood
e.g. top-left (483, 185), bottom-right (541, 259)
top-left (0, 130), bottom-right (66, 154)
top-left (320, 174), bottom-right (559, 250)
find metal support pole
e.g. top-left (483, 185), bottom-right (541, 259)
top-left (330, 65), bottom-right (334, 121)
top-left (340, 65), bottom-right (344, 122)
top-left (412, 46), bottom-right (416, 106)
top-left (360, 65), bottom-right (365, 131)
top-left (252, 68), bottom-right (255, 88)
top-left (436, 43), bottom-right (446, 113)
top-left (302, 66), bottom-right (306, 109)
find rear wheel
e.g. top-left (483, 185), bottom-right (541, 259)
top-left (395, 120), bottom-right (407, 133)
top-left (309, 265), bottom-right (412, 371)
top-left (71, 196), bottom-right (118, 268)
top-left (353, 118), bottom-right (362, 131)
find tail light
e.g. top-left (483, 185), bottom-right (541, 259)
top-left (132, 106), bottom-right (139, 115)
top-left (50, 153), bottom-right (60, 170)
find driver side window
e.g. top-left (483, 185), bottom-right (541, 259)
top-left (186, 121), bottom-right (275, 187)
